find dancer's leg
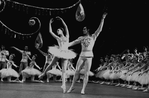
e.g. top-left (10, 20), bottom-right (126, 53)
top-left (67, 57), bottom-right (85, 93)
top-left (39, 56), bottom-right (59, 78)
top-left (81, 58), bottom-right (92, 94)
top-left (61, 59), bottom-right (68, 93)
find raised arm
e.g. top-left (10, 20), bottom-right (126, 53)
top-left (56, 16), bottom-right (69, 39)
top-left (92, 13), bottom-right (107, 39)
top-left (49, 18), bottom-right (60, 40)
top-left (11, 46), bottom-right (23, 53)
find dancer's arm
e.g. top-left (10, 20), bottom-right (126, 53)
top-left (49, 18), bottom-right (60, 40)
top-left (69, 36), bottom-right (83, 47)
top-left (34, 62), bottom-right (41, 70)
top-left (37, 48), bottom-right (47, 56)
top-left (57, 16), bottom-right (70, 39)
top-left (12, 61), bottom-right (18, 68)
top-left (11, 46), bottom-right (23, 53)
top-left (92, 13), bottom-right (107, 40)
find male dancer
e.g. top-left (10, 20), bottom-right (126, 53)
top-left (67, 13), bottom-right (107, 94)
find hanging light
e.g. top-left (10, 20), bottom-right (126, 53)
top-left (29, 18), bottom-right (36, 26)
top-left (75, 3), bottom-right (85, 22)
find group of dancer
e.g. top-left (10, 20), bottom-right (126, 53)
top-left (0, 12), bottom-right (107, 94)
top-left (95, 48), bottom-right (149, 92)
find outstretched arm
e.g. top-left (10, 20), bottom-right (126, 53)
top-left (11, 46), bottom-right (23, 53)
top-left (49, 18), bottom-right (60, 40)
top-left (37, 48), bottom-right (47, 56)
top-left (68, 36), bottom-right (83, 47)
top-left (34, 62), bottom-right (41, 70)
top-left (92, 13), bottom-right (107, 39)
top-left (56, 16), bottom-right (69, 39)
top-left (12, 61), bottom-right (18, 68)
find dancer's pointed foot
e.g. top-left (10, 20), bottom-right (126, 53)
top-left (81, 90), bottom-right (85, 95)
top-left (61, 85), bottom-right (66, 93)
top-left (67, 87), bottom-right (75, 93)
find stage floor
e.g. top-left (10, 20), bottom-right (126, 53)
top-left (0, 81), bottom-right (149, 98)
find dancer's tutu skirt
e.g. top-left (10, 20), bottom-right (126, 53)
top-left (48, 46), bottom-right (76, 59)
top-left (47, 68), bottom-right (62, 76)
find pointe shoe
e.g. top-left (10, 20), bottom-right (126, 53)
top-left (61, 85), bottom-right (66, 93)
top-left (67, 88), bottom-right (75, 93)
top-left (81, 90), bottom-right (85, 95)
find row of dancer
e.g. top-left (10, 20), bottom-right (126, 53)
top-left (0, 45), bottom-right (75, 82)
top-left (95, 48), bottom-right (149, 93)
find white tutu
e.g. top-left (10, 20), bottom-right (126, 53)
top-left (66, 69), bottom-right (75, 76)
top-left (47, 68), bottom-right (62, 76)
top-left (48, 46), bottom-right (76, 59)
top-left (21, 67), bottom-right (31, 75)
top-left (0, 68), bottom-right (9, 78)
top-left (80, 69), bottom-right (94, 76)
top-left (138, 73), bottom-right (149, 85)
top-left (96, 70), bottom-right (106, 78)
top-left (7, 68), bottom-right (19, 77)
top-left (30, 68), bottom-right (41, 75)
top-left (102, 70), bottom-right (111, 79)
top-left (109, 71), bottom-right (120, 80)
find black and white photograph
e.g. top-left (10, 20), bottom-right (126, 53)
top-left (0, 0), bottom-right (149, 98)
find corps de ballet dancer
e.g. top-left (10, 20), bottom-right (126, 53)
top-left (0, 54), bottom-right (19, 82)
top-left (0, 45), bottom-right (9, 69)
top-left (67, 13), bottom-right (107, 94)
top-left (21, 54), bottom-right (41, 82)
top-left (46, 62), bottom-right (62, 82)
top-left (12, 46), bottom-right (32, 81)
top-left (38, 16), bottom-right (76, 93)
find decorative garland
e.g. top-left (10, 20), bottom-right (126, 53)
top-left (0, 17), bottom-right (41, 40)
top-left (0, 0), bottom-right (86, 40)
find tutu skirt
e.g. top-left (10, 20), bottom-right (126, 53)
top-left (47, 68), bottom-right (62, 76)
top-left (48, 46), bottom-right (76, 59)
top-left (0, 69), bottom-right (9, 78)
top-left (21, 67), bottom-right (41, 76)
top-left (0, 68), bottom-right (19, 78)
top-left (66, 69), bottom-right (75, 76)
top-left (80, 69), bottom-right (94, 76)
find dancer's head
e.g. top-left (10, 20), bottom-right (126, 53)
top-left (83, 26), bottom-right (89, 35)
top-left (9, 54), bottom-right (15, 60)
top-left (57, 28), bottom-right (64, 37)
top-left (24, 46), bottom-right (28, 51)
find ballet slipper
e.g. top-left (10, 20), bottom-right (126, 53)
top-left (81, 90), bottom-right (85, 95)
top-left (67, 87), bottom-right (75, 93)
top-left (61, 85), bottom-right (66, 93)
top-left (143, 89), bottom-right (148, 92)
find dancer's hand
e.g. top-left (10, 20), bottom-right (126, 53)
top-left (50, 18), bottom-right (54, 23)
top-left (103, 12), bottom-right (107, 19)
top-left (56, 16), bottom-right (63, 21)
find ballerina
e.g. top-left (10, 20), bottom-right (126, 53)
top-left (67, 13), bottom-right (107, 94)
top-left (39, 17), bottom-right (76, 93)
top-left (0, 45), bottom-right (9, 69)
top-left (0, 54), bottom-right (19, 82)
top-left (12, 46), bottom-right (32, 74)
top-left (21, 54), bottom-right (41, 82)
